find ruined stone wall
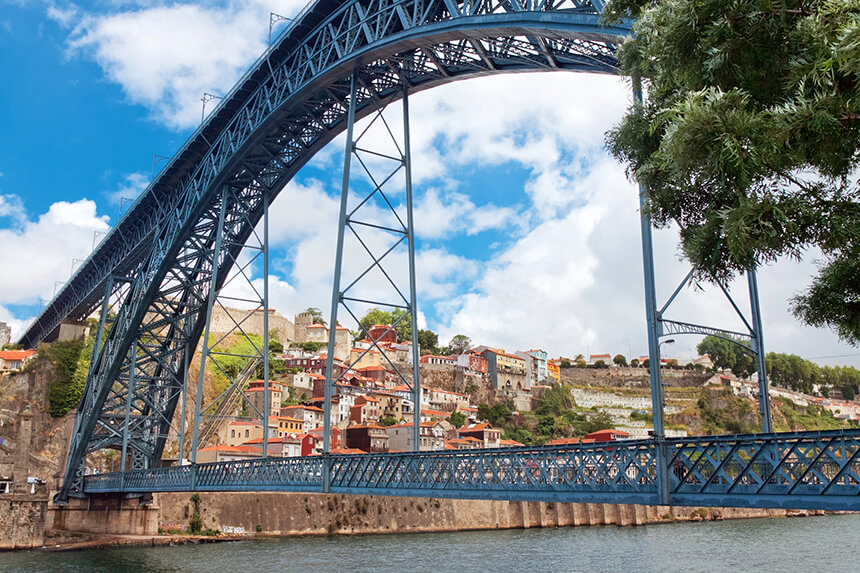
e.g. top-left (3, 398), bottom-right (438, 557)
top-left (560, 367), bottom-right (711, 387)
top-left (207, 307), bottom-right (295, 342)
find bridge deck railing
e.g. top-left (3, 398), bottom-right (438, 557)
top-left (82, 430), bottom-right (860, 510)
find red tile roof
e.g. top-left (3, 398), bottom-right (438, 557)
top-left (0, 350), bottom-right (36, 361)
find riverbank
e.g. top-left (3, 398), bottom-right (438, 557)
top-left (34, 491), bottom-right (839, 552)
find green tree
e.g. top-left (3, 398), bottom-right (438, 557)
top-left (293, 341), bottom-right (325, 353)
top-left (560, 358), bottom-right (571, 368)
top-left (447, 334), bottom-right (472, 355)
top-left (604, 0), bottom-right (860, 346)
top-left (476, 402), bottom-right (513, 427)
top-left (580, 411), bottom-right (615, 436)
top-left (379, 416), bottom-right (398, 427)
top-left (46, 339), bottom-right (87, 417)
top-left (447, 411), bottom-right (467, 428)
top-left (268, 337), bottom-right (284, 354)
top-left (613, 354), bottom-right (627, 367)
top-left (697, 335), bottom-right (756, 378)
top-left (303, 307), bottom-right (327, 325)
top-left (416, 329), bottom-right (439, 354)
top-left (535, 384), bottom-right (573, 417)
top-left (630, 358), bottom-right (640, 368)
top-left (357, 308), bottom-right (411, 342)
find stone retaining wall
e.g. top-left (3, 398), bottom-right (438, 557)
top-left (0, 494), bottom-right (47, 549)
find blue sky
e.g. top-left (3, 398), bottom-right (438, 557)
top-left (1, 0), bottom-right (858, 368)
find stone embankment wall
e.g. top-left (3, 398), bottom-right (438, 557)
top-left (153, 492), bottom-right (821, 537)
top-left (0, 494), bottom-right (47, 549)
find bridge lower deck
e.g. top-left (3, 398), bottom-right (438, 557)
top-left (81, 430), bottom-right (860, 511)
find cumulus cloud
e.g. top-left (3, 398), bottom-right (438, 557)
top-left (58, 0), bottom-right (306, 129)
top-left (0, 194), bottom-right (27, 228)
top-left (107, 171), bottom-right (149, 207)
top-left (0, 198), bottom-right (111, 306)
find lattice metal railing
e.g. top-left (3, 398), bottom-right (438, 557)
top-left (82, 430), bottom-right (860, 510)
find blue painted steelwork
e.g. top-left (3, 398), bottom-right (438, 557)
top-left (50, 0), bottom-right (631, 504)
top-left (82, 430), bottom-right (860, 510)
top-left (39, 0), bottom-right (786, 512)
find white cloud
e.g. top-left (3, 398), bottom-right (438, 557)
top-left (107, 172), bottom-right (148, 206)
top-left (0, 304), bottom-right (32, 344)
top-left (0, 198), bottom-right (111, 305)
top-left (0, 194), bottom-right (27, 228)
top-left (60, 0), bottom-right (306, 129)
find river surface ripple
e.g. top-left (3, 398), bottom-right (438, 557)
top-left (2, 513), bottom-right (857, 572)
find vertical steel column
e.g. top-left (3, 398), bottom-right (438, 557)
top-left (748, 268), bottom-right (772, 433)
top-left (177, 343), bottom-right (189, 465)
top-left (323, 73), bottom-right (358, 476)
top-left (190, 188), bottom-right (229, 465)
top-left (262, 190), bottom-right (270, 459)
top-left (633, 78), bottom-right (670, 505)
top-left (90, 276), bottom-right (115, 367)
top-left (119, 342), bottom-right (137, 490)
top-left (402, 83), bottom-right (422, 452)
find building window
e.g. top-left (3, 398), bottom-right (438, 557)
top-left (231, 430), bottom-right (235, 438)
top-left (245, 429), bottom-right (250, 438)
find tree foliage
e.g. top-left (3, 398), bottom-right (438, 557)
top-left (477, 402), bottom-right (513, 427)
top-left (357, 308), bottom-right (412, 342)
top-left (697, 334), bottom-right (756, 378)
top-left (447, 334), bottom-right (472, 355)
top-left (46, 338), bottom-right (87, 417)
top-left (447, 410), bottom-right (467, 428)
top-left (604, 0), bottom-right (860, 345)
top-left (613, 354), bottom-right (628, 367)
top-left (767, 351), bottom-right (860, 399)
top-left (303, 307), bottom-right (327, 325)
top-left (416, 329), bottom-right (439, 354)
top-left (535, 384), bottom-right (574, 417)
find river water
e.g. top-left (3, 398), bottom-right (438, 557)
top-left (3, 514), bottom-right (857, 572)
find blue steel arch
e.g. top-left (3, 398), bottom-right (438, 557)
top-left (49, 0), bottom-right (633, 502)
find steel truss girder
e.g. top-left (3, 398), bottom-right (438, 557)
top-left (81, 429), bottom-right (860, 511)
top-left (55, 1), bottom-right (630, 503)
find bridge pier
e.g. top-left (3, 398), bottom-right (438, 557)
top-left (48, 494), bottom-right (159, 537)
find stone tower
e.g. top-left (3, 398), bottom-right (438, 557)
top-left (294, 312), bottom-right (313, 343)
top-left (0, 322), bottom-right (10, 347)
top-left (334, 326), bottom-right (352, 362)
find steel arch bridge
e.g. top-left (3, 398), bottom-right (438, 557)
top-left (20, 0), bottom-right (860, 510)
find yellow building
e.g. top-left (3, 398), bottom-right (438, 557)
top-left (547, 360), bottom-right (560, 382)
top-left (494, 349), bottom-right (526, 375)
top-left (349, 347), bottom-right (383, 370)
top-left (276, 416), bottom-right (304, 437)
